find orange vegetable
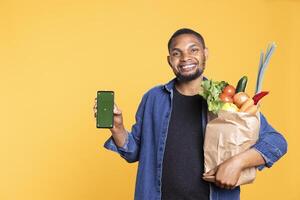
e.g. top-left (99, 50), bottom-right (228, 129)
top-left (233, 92), bottom-right (249, 108)
top-left (240, 98), bottom-right (254, 112)
top-left (245, 105), bottom-right (258, 115)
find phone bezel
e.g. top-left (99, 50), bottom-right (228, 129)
top-left (96, 90), bottom-right (114, 129)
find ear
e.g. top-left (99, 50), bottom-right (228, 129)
top-left (204, 47), bottom-right (209, 60)
top-left (167, 55), bottom-right (172, 68)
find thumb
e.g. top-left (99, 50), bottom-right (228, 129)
top-left (113, 104), bottom-right (122, 115)
top-left (202, 175), bottom-right (215, 183)
top-left (203, 167), bottom-right (217, 176)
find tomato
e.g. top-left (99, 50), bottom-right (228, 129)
top-left (219, 93), bottom-right (233, 103)
top-left (222, 85), bottom-right (236, 97)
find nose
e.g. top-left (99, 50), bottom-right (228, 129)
top-left (180, 51), bottom-right (192, 62)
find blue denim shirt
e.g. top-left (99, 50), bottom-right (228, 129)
top-left (104, 78), bottom-right (287, 200)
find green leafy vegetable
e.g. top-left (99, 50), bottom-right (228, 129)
top-left (200, 79), bottom-right (228, 114)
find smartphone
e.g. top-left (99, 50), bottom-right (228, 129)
top-left (96, 91), bottom-right (114, 128)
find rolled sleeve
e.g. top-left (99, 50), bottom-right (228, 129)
top-left (102, 91), bottom-right (150, 163)
top-left (252, 113), bottom-right (288, 171)
top-left (103, 132), bottom-right (130, 153)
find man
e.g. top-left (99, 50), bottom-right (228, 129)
top-left (95, 28), bottom-right (287, 200)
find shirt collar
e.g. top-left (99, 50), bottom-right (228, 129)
top-left (163, 76), bottom-right (208, 93)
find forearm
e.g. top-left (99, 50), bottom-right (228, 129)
top-left (104, 92), bottom-right (149, 162)
top-left (234, 148), bottom-right (266, 170)
top-left (203, 147), bottom-right (265, 189)
top-left (252, 113), bottom-right (288, 169)
top-left (110, 126), bottom-right (128, 148)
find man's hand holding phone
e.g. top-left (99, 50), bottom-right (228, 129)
top-left (94, 92), bottom-right (128, 148)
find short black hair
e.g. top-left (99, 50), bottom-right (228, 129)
top-left (168, 28), bottom-right (206, 52)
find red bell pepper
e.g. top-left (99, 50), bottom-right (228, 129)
top-left (252, 91), bottom-right (269, 105)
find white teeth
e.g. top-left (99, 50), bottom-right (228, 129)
top-left (182, 64), bottom-right (196, 69)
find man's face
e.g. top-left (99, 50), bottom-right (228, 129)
top-left (167, 34), bottom-right (208, 82)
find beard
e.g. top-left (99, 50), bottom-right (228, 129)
top-left (175, 59), bottom-right (206, 83)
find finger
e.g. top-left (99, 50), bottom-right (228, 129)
top-left (224, 185), bottom-right (231, 190)
top-left (93, 100), bottom-right (97, 111)
top-left (215, 179), bottom-right (226, 189)
top-left (203, 167), bottom-right (217, 176)
top-left (114, 103), bottom-right (119, 110)
top-left (93, 103), bottom-right (97, 118)
top-left (215, 182), bottom-right (224, 189)
top-left (113, 104), bottom-right (122, 115)
top-left (93, 105), bottom-right (97, 113)
top-left (93, 106), bottom-right (97, 118)
top-left (202, 176), bottom-right (215, 183)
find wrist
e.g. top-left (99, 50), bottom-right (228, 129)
top-left (110, 127), bottom-right (128, 148)
top-left (232, 154), bottom-right (247, 170)
top-left (111, 125), bottom-right (126, 135)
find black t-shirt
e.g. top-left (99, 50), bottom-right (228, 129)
top-left (161, 86), bottom-right (210, 200)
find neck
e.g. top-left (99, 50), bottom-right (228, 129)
top-left (175, 75), bottom-right (204, 96)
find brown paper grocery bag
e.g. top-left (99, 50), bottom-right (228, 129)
top-left (204, 110), bottom-right (260, 186)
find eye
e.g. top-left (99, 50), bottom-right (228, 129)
top-left (172, 51), bottom-right (180, 57)
top-left (191, 48), bottom-right (199, 53)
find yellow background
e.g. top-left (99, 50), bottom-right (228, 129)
top-left (0, 0), bottom-right (299, 199)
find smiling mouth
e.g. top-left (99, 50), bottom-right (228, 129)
top-left (179, 63), bottom-right (197, 71)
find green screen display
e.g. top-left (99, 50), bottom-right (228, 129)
top-left (97, 91), bottom-right (114, 128)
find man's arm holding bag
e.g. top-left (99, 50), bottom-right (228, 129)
top-left (251, 113), bottom-right (288, 170)
top-left (203, 112), bottom-right (288, 189)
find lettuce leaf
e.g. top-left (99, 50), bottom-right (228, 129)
top-left (200, 79), bottom-right (228, 114)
